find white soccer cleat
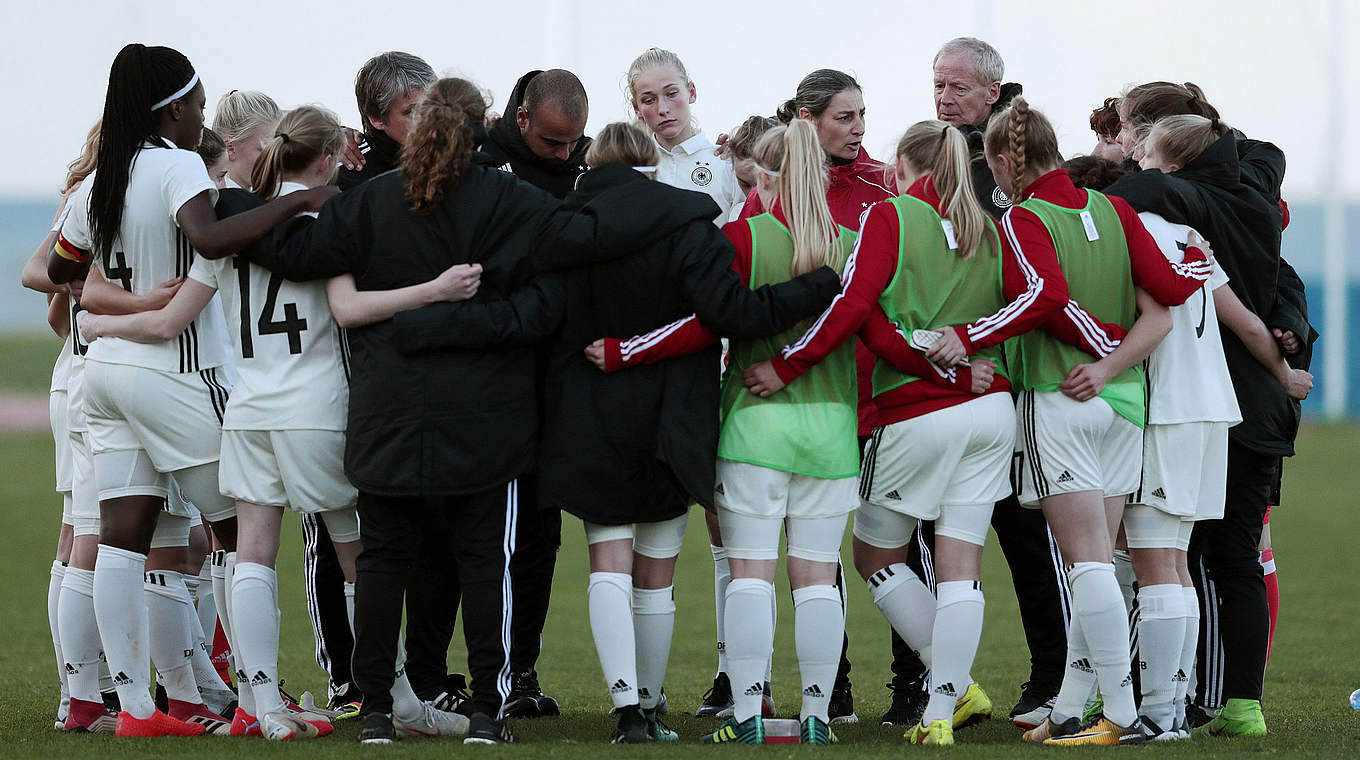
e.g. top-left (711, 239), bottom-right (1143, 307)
top-left (261, 710), bottom-right (322, 741)
top-left (394, 701), bottom-right (470, 738)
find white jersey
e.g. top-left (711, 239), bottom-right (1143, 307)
top-left (66, 299), bottom-right (90, 431)
top-left (188, 182), bottom-right (348, 431)
top-left (1139, 212), bottom-right (1241, 425)
top-left (654, 132), bottom-right (743, 224)
top-left (61, 141), bottom-right (228, 373)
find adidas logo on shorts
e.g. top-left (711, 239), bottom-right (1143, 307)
top-left (113, 671), bottom-right (133, 686)
top-left (884, 489), bottom-right (902, 500)
top-left (1056, 470), bottom-right (1075, 484)
top-left (934, 682), bottom-right (958, 697)
top-left (1152, 487), bottom-right (1167, 499)
top-left (803, 684), bottom-right (824, 698)
top-left (610, 679), bottom-right (631, 694)
top-left (1069, 658), bottom-right (1094, 674)
top-left (743, 682), bottom-right (764, 697)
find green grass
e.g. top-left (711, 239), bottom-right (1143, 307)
top-left (3, 423), bottom-right (1360, 757)
top-left (0, 332), bottom-right (64, 395)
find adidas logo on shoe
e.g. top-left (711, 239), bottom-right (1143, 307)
top-left (610, 679), bottom-right (631, 694)
top-left (251, 671), bottom-right (272, 688)
top-left (1172, 669), bottom-right (1188, 683)
top-left (743, 683), bottom-right (765, 697)
top-left (884, 489), bottom-right (902, 500)
top-left (934, 682), bottom-right (958, 698)
top-left (1069, 659), bottom-right (1094, 674)
top-left (1056, 470), bottom-right (1075, 484)
top-left (803, 684), bottom-right (824, 698)
top-left (113, 671), bottom-right (133, 686)
top-left (1151, 487), bottom-right (1166, 499)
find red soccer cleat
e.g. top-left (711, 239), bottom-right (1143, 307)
top-left (64, 697), bottom-right (117, 734)
top-left (230, 707), bottom-right (263, 737)
top-left (115, 709), bottom-right (207, 737)
top-left (168, 699), bottom-right (231, 735)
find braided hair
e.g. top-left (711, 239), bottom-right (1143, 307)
top-left (982, 96), bottom-right (1059, 199)
top-left (88, 44), bottom-right (197, 258)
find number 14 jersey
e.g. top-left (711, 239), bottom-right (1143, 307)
top-left (189, 183), bottom-right (348, 432)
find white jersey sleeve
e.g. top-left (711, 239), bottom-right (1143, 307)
top-left (161, 149), bottom-right (218, 223)
top-left (188, 254), bottom-right (224, 290)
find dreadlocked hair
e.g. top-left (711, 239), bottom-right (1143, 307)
top-left (983, 96), bottom-right (1059, 199)
top-left (89, 43), bottom-right (196, 258)
top-left (752, 120), bottom-right (839, 277)
top-left (895, 120), bottom-right (988, 258)
top-left (401, 77), bottom-right (488, 214)
top-left (62, 119), bottom-right (102, 196)
top-left (251, 106), bottom-right (345, 201)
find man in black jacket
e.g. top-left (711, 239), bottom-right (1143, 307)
top-left (339, 52), bottom-right (437, 190)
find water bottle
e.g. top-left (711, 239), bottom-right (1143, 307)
top-left (1350, 689), bottom-right (1360, 710)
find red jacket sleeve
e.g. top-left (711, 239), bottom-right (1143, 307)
top-left (1111, 195), bottom-right (1210, 306)
top-left (769, 203), bottom-right (896, 383)
top-left (1041, 300), bottom-right (1126, 358)
top-left (858, 304), bottom-right (971, 390)
top-left (955, 206), bottom-right (1070, 353)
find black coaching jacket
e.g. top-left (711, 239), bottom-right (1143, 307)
top-left (236, 164), bottom-right (685, 496)
top-left (479, 70), bottom-right (591, 199)
top-left (390, 165), bottom-right (842, 523)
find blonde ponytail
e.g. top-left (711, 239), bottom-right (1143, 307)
top-left (250, 105), bottom-right (345, 200)
top-left (753, 120), bottom-right (838, 276)
top-left (983, 96), bottom-right (1059, 199)
top-left (894, 120), bottom-right (987, 258)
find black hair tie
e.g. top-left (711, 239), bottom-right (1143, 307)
top-left (279, 132), bottom-right (291, 143)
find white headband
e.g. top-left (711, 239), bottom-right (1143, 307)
top-left (150, 72), bottom-right (199, 111)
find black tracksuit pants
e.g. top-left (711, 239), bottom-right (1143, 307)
top-left (1189, 441), bottom-right (1277, 707)
top-left (508, 476), bottom-right (560, 676)
top-left (354, 482), bottom-right (521, 718)
top-left (301, 514), bottom-right (356, 701)
top-left (403, 517), bottom-right (462, 697)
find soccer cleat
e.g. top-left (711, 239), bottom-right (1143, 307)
top-left (762, 682), bottom-right (777, 719)
top-left (56, 693), bottom-right (70, 729)
top-left (828, 677), bottom-right (858, 725)
top-left (654, 687), bottom-right (668, 715)
top-left (63, 697), bottom-right (117, 734)
top-left (951, 682), bottom-right (992, 729)
top-left (701, 714), bottom-right (764, 744)
top-left (644, 708), bottom-right (678, 742)
top-left (1140, 714), bottom-right (1184, 742)
top-left (230, 707), bottom-right (263, 737)
top-left (463, 711), bottom-right (517, 744)
top-left (1185, 702), bottom-right (1214, 729)
top-left (881, 679), bottom-right (928, 726)
top-left (1203, 698), bottom-right (1267, 737)
top-left (1022, 715), bottom-right (1082, 743)
top-left (394, 700), bottom-right (470, 737)
top-left (502, 670), bottom-right (559, 718)
top-left (611, 705), bottom-right (649, 744)
top-left (1008, 680), bottom-right (1057, 729)
top-left (696, 672), bottom-right (734, 717)
top-left (358, 712), bottom-right (395, 744)
top-left (115, 709), bottom-right (208, 737)
top-left (200, 684), bottom-right (238, 717)
top-left (330, 699), bottom-right (361, 721)
top-left (168, 699), bottom-right (231, 735)
top-left (261, 711), bottom-right (322, 741)
top-left (801, 715), bottom-right (838, 745)
top-left (1043, 716), bottom-right (1147, 746)
top-left (905, 718), bottom-right (953, 745)
top-left (425, 673), bottom-right (473, 717)
top-left (101, 689), bottom-right (122, 713)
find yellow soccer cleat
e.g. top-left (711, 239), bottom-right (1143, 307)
top-left (906, 718), bottom-right (954, 745)
top-left (951, 682), bottom-right (993, 729)
top-left (1043, 716), bottom-right (1147, 746)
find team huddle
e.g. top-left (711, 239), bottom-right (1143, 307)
top-left (21, 35), bottom-right (1314, 748)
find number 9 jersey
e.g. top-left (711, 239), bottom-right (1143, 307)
top-left (188, 182), bottom-right (349, 433)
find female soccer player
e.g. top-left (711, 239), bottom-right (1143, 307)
top-left (47, 43), bottom-right (333, 738)
top-left (212, 90), bottom-right (281, 190)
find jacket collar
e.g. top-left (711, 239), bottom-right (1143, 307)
top-left (827, 147), bottom-right (888, 188)
top-left (362, 129), bottom-right (402, 169)
top-left (1171, 132), bottom-right (1240, 187)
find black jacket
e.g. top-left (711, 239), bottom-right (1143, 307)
top-left (338, 129), bottom-right (401, 191)
top-left (1106, 133), bottom-right (1298, 455)
top-left (957, 82), bottom-right (1023, 220)
top-left (479, 70), bottom-right (590, 199)
top-left (237, 165), bottom-right (681, 496)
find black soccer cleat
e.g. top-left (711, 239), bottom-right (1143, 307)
top-left (464, 711), bottom-right (517, 744)
top-left (503, 670), bottom-right (559, 718)
top-left (829, 676), bottom-right (858, 725)
top-left (881, 678), bottom-right (928, 726)
top-left (611, 705), bottom-right (649, 744)
top-left (1009, 679), bottom-right (1059, 729)
top-left (696, 672), bottom-right (734, 717)
top-left (423, 673), bottom-right (474, 718)
top-left (358, 711), bottom-right (395, 744)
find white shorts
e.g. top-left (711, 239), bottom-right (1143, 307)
top-left (1015, 390), bottom-right (1142, 508)
top-left (718, 510), bottom-right (848, 563)
top-left (164, 476), bottom-right (197, 518)
top-left (583, 513), bottom-right (688, 559)
top-left (1130, 422), bottom-right (1229, 521)
top-left (855, 500), bottom-right (994, 548)
top-left (714, 460), bottom-right (858, 519)
top-left (69, 430), bottom-right (99, 537)
top-left (1122, 504), bottom-right (1189, 550)
top-left (219, 429), bottom-right (357, 513)
top-left (150, 511), bottom-right (192, 550)
top-left (860, 393), bottom-right (1015, 521)
top-left (51, 390), bottom-right (72, 494)
top-left (84, 361), bottom-right (230, 478)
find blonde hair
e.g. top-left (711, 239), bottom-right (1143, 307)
top-left (624, 47), bottom-right (697, 135)
top-left (62, 119), bottom-right (101, 196)
top-left (585, 122), bottom-right (659, 168)
top-left (250, 106), bottom-right (345, 200)
top-left (211, 90), bottom-right (281, 145)
top-left (1146, 114), bottom-right (1230, 171)
top-left (400, 77), bottom-right (489, 214)
top-left (983, 96), bottom-right (1059, 199)
top-left (752, 120), bottom-right (839, 277)
top-left (896, 120), bottom-right (988, 258)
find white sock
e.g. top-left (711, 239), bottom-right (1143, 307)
top-left (792, 585), bottom-right (842, 722)
top-left (93, 545), bottom-right (155, 719)
top-left (725, 578), bottom-right (775, 721)
top-left (766, 583), bottom-right (777, 686)
top-left (1177, 586), bottom-right (1200, 725)
top-left (392, 636), bottom-right (423, 717)
top-left (1053, 609), bottom-right (1097, 722)
top-left (195, 557), bottom-right (217, 662)
top-left (343, 581), bottom-right (356, 636)
top-left (59, 566), bottom-right (103, 703)
top-left (923, 580), bottom-right (985, 724)
top-left (1135, 583), bottom-right (1184, 729)
top-left (182, 590), bottom-right (226, 693)
top-left (711, 545), bottom-right (730, 675)
top-left (49, 561), bottom-right (69, 708)
top-left (867, 563), bottom-right (935, 668)
top-left (145, 569), bottom-right (200, 704)
top-left (587, 572), bottom-right (638, 709)
top-left (231, 562), bottom-right (282, 716)
top-left (633, 585), bottom-right (675, 711)
top-left (1067, 562), bottom-right (1137, 727)
top-left (1113, 550), bottom-right (1136, 614)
